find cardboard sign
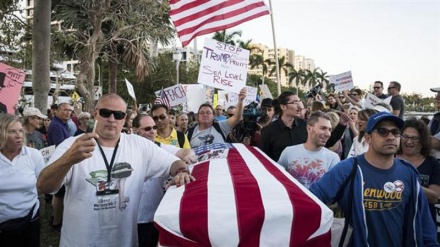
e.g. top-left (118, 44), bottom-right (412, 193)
top-left (179, 84), bottom-right (206, 112)
top-left (154, 84), bottom-right (188, 107)
top-left (94, 86), bottom-right (102, 100)
top-left (226, 86), bottom-right (258, 106)
top-left (259, 84), bottom-right (273, 99)
top-left (198, 38), bottom-right (249, 93)
top-left (364, 93), bottom-right (393, 109)
top-left (329, 71), bottom-right (354, 92)
top-left (40, 145), bottom-right (56, 164)
top-left (125, 78), bottom-right (136, 100)
top-left (0, 63), bottom-right (26, 113)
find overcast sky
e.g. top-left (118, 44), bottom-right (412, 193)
top-left (191, 0), bottom-right (440, 97)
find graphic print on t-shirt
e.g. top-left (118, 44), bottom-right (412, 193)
top-left (86, 162), bottom-right (134, 211)
top-left (363, 180), bottom-right (404, 210)
top-left (287, 158), bottom-right (327, 188)
top-left (198, 134), bottom-right (214, 145)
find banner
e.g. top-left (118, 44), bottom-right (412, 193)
top-left (154, 84), bottom-right (187, 107)
top-left (329, 71), bottom-right (354, 92)
top-left (198, 38), bottom-right (249, 93)
top-left (0, 63), bottom-right (26, 113)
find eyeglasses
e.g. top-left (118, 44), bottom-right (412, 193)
top-left (372, 128), bottom-right (401, 137)
top-left (152, 114), bottom-right (167, 121)
top-left (401, 134), bottom-right (420, 142)
top-left (98, 108), bottom-right (126, 120)
top-left (373, 87), bottom-right (381, 89)
top-left (339, 96), bottom-right (345, 99)
top-left (199, 111), bottom-right (213, 115)
top-left (388, 86), bottom-right (396, 90)
top-left (141, 125), bottom-right (157, 132)
top-left (285, 100), bottom-right (301, 105)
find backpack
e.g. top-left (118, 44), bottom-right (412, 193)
top-left (187, 122), bottom-right (227, 142)
top-left (176, 130), bottom-right (185, 148)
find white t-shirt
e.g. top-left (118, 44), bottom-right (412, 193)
top-left (137, 142), bottom-right (179, 224)
top-left (0, 146), bottom-right (44, 222)
top-left (277, 144), bottom-right (340, 189)
top-left (190, 121), bottom-right (231, 148)
top-left (348, 136), bottom-right (369, 158)
top-left (48, 133), bottom-right (179, 247)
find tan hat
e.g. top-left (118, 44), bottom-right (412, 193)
top-left (23, 107), bottom-right (47, 119)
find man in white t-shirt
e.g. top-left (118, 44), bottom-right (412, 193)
top-left (132, 114), bottom-right (196, 247)
top-left (188, 87), bottom-right (247, 148)
top-left (37, 94), bottom-right (195, 247)
top-left (278, 111), bottom-right (340, 189)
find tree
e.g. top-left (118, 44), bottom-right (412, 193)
top-left (288, 68), bottom-right (306, 93)
top-left (212, 30), bottom-right (242, 45)
top-left (249, 53), bottom-right (271, 84)
top-left (303, 68), bottom-right (321, 88)
top-left (51, 0), bottom-right (174, 112)
top-left (268, 56), bottom-right (293, 81)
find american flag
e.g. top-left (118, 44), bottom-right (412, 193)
top-left (154, 88), bottom-right (170, 108)
top-left (169, 0), bottom-right (270, 47)
top-left (193, 143), bottom-right (234, 156)
top-left (154, 144), bottom-right (333, 246)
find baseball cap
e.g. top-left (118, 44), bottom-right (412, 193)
top-left (261, 98), bottom-right (273, 107)
top-left (430, 87), bottom-right (440, 93)
top-left (23, 107), bottom-right (47, 119)
top-left (366, 112), bottom-right (404, 134)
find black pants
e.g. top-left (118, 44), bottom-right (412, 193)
top-left (0, 216), bottom-right (40, 247)
top-left (137, 222), bottom-right (159, 247)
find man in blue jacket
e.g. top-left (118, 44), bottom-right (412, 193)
top-left (310, 112), bottom-right (439, 246)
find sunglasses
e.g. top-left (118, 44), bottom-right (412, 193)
top-left (142, 125), bottom-right (158, 132)
top-left (152, 114), bottom-right (167, 121)
top-left (373, 87), bottom-right (381, 89)
top-left (99, 108), bottom-right (126, 120)
top-left (388, 86), bottom-right (396, 90)
top-left (227, 114), bottom-right (234, 117)
top-left (372, 128), bottom-right (401, 137)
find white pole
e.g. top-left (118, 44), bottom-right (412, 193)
top-left (268, 0), bottom-right (281, 96)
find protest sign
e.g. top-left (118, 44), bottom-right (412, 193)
top-left (181, 84), bottom-right (206, 112)
top-left (0, 63), bottom-right (26, 113)
top-left (226, 86), bottom-right (258, 106)
top-left (155, 84), bottom-right (188, 107)
top-left (124, 78), bottom-right (136, 100)
top-left (364, 93), bottom-right (393, 109)
top-left (198, 38), bottom-right (249, 93)
top-left (259, 84), bottom-right (273, 99)
top-left (329, 71), bottom-right (354, 92)
top-left (40, 145), bottom-right (56, 164)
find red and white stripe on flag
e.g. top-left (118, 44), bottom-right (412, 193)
top-left (169, 0), bottom-right (270, 47)
top-left (154, 144), bottom-right (333, 246)
top-left (154, 89), bottom-right (171, 108)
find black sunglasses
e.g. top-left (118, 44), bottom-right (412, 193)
top-left (227, 114), bottom-right (234, 117)
top-left (372, 128), bottom-right (401, 137)
top-left (99, 108), bottom-right (126, 120)
top-left (142, 125), bottom-right (158, 132)
top-left (373, 87), bottom-right (381, 89)
top-left (152, 114), bottom-right (167, 121)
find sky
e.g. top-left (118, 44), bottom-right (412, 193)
top-left (190, 0), bottom-right (440, 98)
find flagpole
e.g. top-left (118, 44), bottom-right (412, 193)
top-left (268, 0), bottom-right (281, 96)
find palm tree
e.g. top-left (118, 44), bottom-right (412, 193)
top-left (316, 68), bottom-right (330, 92)
top-left (288, 68), bottom-right (305, 94)
top-left (249, 53), bottom-right (271, 84)
top-left (303, 68), bottom-right (321, 88)
top-left (268, 56), bottom-right (293, 79)
top-left (212, 30), bottom-right (242, 45)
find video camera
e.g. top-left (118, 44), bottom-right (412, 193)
top-left (305, 83), bottom-right (323, 98)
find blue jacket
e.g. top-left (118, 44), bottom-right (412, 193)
top-left (310, 155), bottom-right (439, 247)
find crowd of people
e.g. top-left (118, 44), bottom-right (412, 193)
top-left (1, 82), bottom-right (440, 246)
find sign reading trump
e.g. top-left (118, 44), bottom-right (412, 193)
top-left (198, 38), bottom-right (249, 93)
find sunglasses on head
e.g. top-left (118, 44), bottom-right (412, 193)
top-left (99, 108), bottom-right (126, 120)
top-left (152, 114), bottom-right (167, 121)
top-left (142, 125), bottom-right (157, 132)
top-left (372, 127), bottom-right (401, 137)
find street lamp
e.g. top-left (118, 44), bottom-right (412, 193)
top-left (173, 48), bottom-right (182, 85)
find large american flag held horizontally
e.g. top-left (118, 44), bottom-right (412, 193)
top-left (154, 144), bottom-right (333, 246)
top-left (169, 0), bottom-right (270, 47)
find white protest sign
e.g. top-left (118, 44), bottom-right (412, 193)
top-left (364, 93), bottom-right (393, 109)
top-left (93, 86), bottom-right (102, 100)
top-left (226, 86), bottom-right (258, 106)
top-left (198, 38), bottom-right (249, 93)
top-left (125, 78), bottom-right (136, 100)
top-left (329, 71), bottom-right (354, 92)
top-left (181, 84), bottom-right (206, 112)
top-left (259, 84), bottom-right (272, 99)
top-left (154, 84), bottom-right (188, 107)
top-left (40, 145), bottom-right (56, 164)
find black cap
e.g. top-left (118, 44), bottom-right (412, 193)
top-left (261, 98), bottom-right (273, 107)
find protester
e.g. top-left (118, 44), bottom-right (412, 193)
top-left (277, 112), bottom-right (340, 188)
top-left (387, 81), bottom-right (405, 118)
top-left (123, 110), bottom-right (137, 134)
top-left (214, 105), bottom-right (226, 121)
top-left (347, 108), bottom-right (377, 158)
top-left (37, 117), bottom-right (51, 148)
top-left (0, 114), bottom-right (45, 247)
top-left (344, 88), bottom-right (364, 109)
top-left (22, 107), bottom-right (47, 150)
top-left (397, 118), bottom-right (440, 225)
top-left (37, 93), bottom-right (194, 247)
top-left (132, 114), bottom-right (195, 247)
top-left (325, 93), bottom-right (341, 111)
top-left (74, 112), bottom-right (91, 136)
top-left (260, 98), bottom-right (276, 121)
top-left (188, 88), bottom-right (246, 148)
top-left (310, 112), bottom-right (439, 246)
top-left (175, 112), bottom-right (189, 134)
top-left (372, 81), bottom-right (388, 99)
top-left (225, 105), bottom-right (236, 118)
top-left (151, 104), bottom-right (190, 149)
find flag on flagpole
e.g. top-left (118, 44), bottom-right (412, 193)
top-left (154, 144), bottom-right (333, 246)
top-left (169, 0), bottom-right (270, 47)
top-left (154, 88), bottom-right (170, 108)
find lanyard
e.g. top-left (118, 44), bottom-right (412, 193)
top-left (95, 138), bottom-right (120, 183)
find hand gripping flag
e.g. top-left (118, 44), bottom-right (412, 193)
top-left (154, 144), bottom-right (333, 246)
top-left (169, 0), bottom-right (270, 47)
